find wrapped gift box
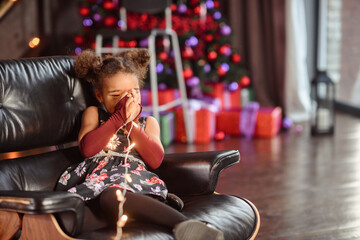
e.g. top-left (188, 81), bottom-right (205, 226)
top-left (175, 99), bottom-right (216, 144)
top-left (149, 89), bottom-right (180, 107)
top-left (159, 111), bottom-right (175, 147)
top-left (204, 82), bottom-right (241, 109)
top-left (141, 88), bottom-right (180, 109)
top-left (216, 105), bottom-right (282, 138)
top-left (216, 109), bottom-right (242, 136)
top-left (254, 107), bottom-right (282, 138)
top-left (139, 111), bottom-right (175, 147)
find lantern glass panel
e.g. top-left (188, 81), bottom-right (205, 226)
top-left (311, 77), bottom-right (335, 135)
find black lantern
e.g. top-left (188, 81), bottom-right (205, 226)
top-left (311, 70), bottom-right (335, 135)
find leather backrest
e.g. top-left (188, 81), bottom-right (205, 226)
top-left (0, 56), bottom-right (97, 153)
top-left (0, 146), bottom-right (83, 191)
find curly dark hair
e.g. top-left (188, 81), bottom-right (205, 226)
top-left (74, 49), bottom-right (150, 90)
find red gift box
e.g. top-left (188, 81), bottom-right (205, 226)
top-left (216, 109), bottom-right (242, 136)
top-left (204, 82), bottom-right (225, 109)
top-left (204, 82), bottom-right (241, 109)
top-left (175, 100), bottom-right (216, 144)
top-left (223, 88), bottom-right (241, 109)
top-left (254, 107), bottom-right (282, 138)
top-left (148, 89), bottom-right (180, 107)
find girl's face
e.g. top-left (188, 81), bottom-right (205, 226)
top-left (95, 72), bottom-right (140, 114)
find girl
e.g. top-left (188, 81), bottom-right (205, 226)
top-left (56, 49), bottom-right (223, 240)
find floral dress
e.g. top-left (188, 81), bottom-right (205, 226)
top-left (55, 108), bottom-right (168, 201)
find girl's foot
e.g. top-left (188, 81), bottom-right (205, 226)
top-left (173, 219), bottom-right (224, 240)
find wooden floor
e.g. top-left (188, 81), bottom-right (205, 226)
top-left (165, 112), bottom-right (360, 240)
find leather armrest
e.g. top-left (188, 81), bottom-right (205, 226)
top-left (0, 191), bottom-right (84, 236)
top-left (156, 150), bottom-right (240, 196)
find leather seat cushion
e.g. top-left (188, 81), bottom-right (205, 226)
top-left (76, 194), bottom-right (256, 240)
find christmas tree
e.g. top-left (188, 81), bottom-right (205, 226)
top-left (74, 0), bottom-right (251, 94)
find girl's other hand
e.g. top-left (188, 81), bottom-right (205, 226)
top-left (125, 90), bottom-right (141, 123)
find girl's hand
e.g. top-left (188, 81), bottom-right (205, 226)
top-left (125, 89), bottom-right (141, 123)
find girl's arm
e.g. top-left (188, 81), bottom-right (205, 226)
top-left (78, 106), bottom-right (100, 143)
top-left (78, 97), bottom-right (128, 158)
top-left (127, 116), bottom-right (164, 170)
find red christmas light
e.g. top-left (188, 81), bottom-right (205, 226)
top-left (232, 53), bottom-right (241, 63)
top-left (103, 1), bottom-right (116, 10)
top-left (194, 6), bottom-right (201, 15)
top-left (182, 47), bottom-right (194, 59)
top-left (104, 16), bottom-right (117, 27)
top-left (207, 51), bottom-right (217, 61)
top-left (170, 3), bottom-right (177, 12)
top-left (118, 40), bottom-right (126, 47)
top-left (217, 66), bottom-right (227, 77)
top-left (183, 68), bottom-right (194, 79)
top-left (74, 35), bottom-right (84, 45)
top-left (79, 6), bottom-right (90, 16)
top-left (159, 52), bottom-right (168, 61)
top-left (219, 45), bottom-right (230, 55)
top-left (127, 40), bottom-right (137, 48)
top-left (240, 76), bottom-right (251, 87)
top-left (204, 34), bottom-right (213, 42)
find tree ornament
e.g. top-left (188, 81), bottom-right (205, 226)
top-left (204, 34), bottom-right (213, 42)
top-left (103, 1), bottom-right (116, 10)
top-left (93, 13), bottom-right (102, 22)
top-left (204, 63), bottom-right (211, 73)
top-left (240, 76), bottom-right (251, 87)
top-left (194, 6), bottom-right (201, 15)
top-left (182, 47), bottom-right (194, 59)
top-left (159, 51), bottom-right (168, 61)
top-left (156, 63), bottom-right (164, 73)
top-left (104, 15), bottom-right (117, 27)
top-left (186, 76), bottom-right (200, 87)
top-left (220, 24), bottom-right (232, 36)
top-left (227, 82), bottom-right (239, 92)
top-left (185, 36), bottom-right (198, 47)
top-left (217, 63), bottom-right (229, 77)
top-left (213, 11), bottom-right (222, 20)
top-left (219, 45), bottom-right (232, 56)
top-left (207, 51), bottom-right (217, 61)
top-left (127, 40), bottom-right (137, 48)
top-left (232, 53), bottom-right (241, 63)
top-left (206, 0), bottom-right (215, 9)
top-left (118, 40), bottom-right (126, 47)
top-left (139, 38), bottom-right (148, 48)
top-left (183, 68), bottom-right (194, 79)
top-left (83, 18), bottom-right (93, 27)
top-left (170, 3), bottom-right (177, 11)
top-left (178, 4), bottom-right (187, 14)
top-left (74, 35), bottom-right (84, 45)
top-left (79, 6), bottom-right (90, 16)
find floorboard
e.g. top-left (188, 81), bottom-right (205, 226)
top-left (165, 112), bottom-right (360, 239)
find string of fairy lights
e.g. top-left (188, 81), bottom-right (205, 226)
top-left (113, 119), bottom-right (136, 240)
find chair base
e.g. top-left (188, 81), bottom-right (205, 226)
top-left (0, 210), bottom-right (21, 240)
top-left (19, 214), bottom-right (75, 240)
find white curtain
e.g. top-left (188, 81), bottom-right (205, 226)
top-left (285, 0), bottom-right (311, 122)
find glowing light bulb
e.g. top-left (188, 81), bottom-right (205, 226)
top-left (116, 189), bottom-right (124, 201)
top-left (118, 214), bottom-right (128, 227)
top-left (29, 37), bottom-right (40, 48)
top-left (125, 174), bottom-right (132, 183)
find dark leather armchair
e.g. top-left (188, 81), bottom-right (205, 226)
top-left (0, 57), bottom-right (259, 239)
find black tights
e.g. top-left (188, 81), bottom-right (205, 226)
top-left (82, 188), bottom-right (188, 232)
